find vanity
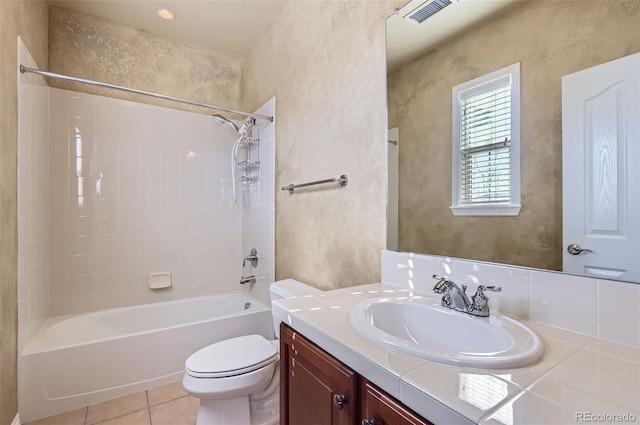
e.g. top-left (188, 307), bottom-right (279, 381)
top-left (280, 322), bottom-right (430, 425)
top-left (272, 251), bottom-right (640, 425)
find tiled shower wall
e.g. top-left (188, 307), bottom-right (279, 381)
top-left (241, 98), bottom-right (276, 306)
top-left (47, 88), bottom-right (245, 315)
top-left (17, 38), bottom-right (50, 354)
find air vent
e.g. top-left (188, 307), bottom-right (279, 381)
top-left (405, 0), bottom-right (453, 24)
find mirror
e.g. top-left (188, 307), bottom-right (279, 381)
top-left (386, 0), bottom-right (640, 281)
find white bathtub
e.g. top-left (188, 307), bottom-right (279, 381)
top-left (20, 293), bottom-right (273, 423)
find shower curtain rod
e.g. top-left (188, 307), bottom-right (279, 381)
top-left (19, 65), bottom-right (274, 122)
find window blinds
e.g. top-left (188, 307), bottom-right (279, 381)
top-left (459, 84), bottom-right (512, 205)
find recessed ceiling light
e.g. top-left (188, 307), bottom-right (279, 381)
top-left (156, 8), bottom-right (175, 20)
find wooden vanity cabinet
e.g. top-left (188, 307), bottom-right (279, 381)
top-left (360, 378), bottom-right (433, 425)
top-left (280, 323), bottom-right (358, 425)
top-left (280, 323), bottom-right (433, 425)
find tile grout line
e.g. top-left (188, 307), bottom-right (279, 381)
top-left (146, 390), bottom-right (152, 425)
top-left (30, 382), bottom-right (190, 425)
top-left (89, 405), bottom-right (150, 425)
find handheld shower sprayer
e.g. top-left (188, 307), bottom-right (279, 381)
top-left (212, 115), bottom-right (257, 202)
top-left (211, 114), bottom-right (240, 132)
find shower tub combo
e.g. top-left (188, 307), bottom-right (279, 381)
top-left (20, 293), bottom-right (273, 423)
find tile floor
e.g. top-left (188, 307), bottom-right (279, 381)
top-left (24, 381), bottom-right (199, 425)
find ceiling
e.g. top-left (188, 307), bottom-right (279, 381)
top-left (386, 0), bottom-right (521, 73)
top-left (48, 0), bottom-right (520, 71)
top-left (48, 0), bottom-right (288, 59)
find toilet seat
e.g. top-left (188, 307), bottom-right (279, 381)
top-left (186, 334), bottom-right (278, 379)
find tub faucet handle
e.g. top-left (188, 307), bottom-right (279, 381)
top-left (243, 248), bottom-right (258, 268)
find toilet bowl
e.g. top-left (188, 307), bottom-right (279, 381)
top-left (182, 279), bottom-right (322, 425)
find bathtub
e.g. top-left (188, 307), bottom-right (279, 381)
top-left (20, 293), bottom-right (273, 423)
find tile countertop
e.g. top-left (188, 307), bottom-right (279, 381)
top-left (271, 283), bottom-right (640, 425)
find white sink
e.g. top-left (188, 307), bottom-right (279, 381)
top-left (350, 297), bottom-right (544, 369)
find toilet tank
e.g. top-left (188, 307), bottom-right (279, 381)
top-left (270, 279), bottom-right (322, 338)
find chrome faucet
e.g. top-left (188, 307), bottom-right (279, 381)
top-left (240, 275), bottom-right (256, 285)
top-left (240, 248), bottom-right (258, 285)
top-left (432, 275), bottom-right (501, 317)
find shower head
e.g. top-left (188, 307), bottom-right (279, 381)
top-left (211, 114), bottom-right (240, 132)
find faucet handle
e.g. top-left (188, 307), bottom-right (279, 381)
top-left (243, 248), bottom-right (258, 268)
top-left (432, 274), bottom-right (450, 294)
top-left (476, 285), bottom-right (502, 296)
top-left (470, 285), bottom-right (502, 317)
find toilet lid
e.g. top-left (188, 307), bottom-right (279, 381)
top-left (185, 334), bottom-right (278, 378)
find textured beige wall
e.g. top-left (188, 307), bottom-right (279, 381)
top-left (48, 6), bottom-right (243, 115)
top-left (388, 0), bottom-right (640, 271)
top-left (0, 1), bottom-right (49, 423)
top-left (243, 0), bottom-right (404, 290)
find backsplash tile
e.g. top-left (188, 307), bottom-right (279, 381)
top-left (438, 257), bottom-right (479, 286)
top-left (406, 253), bottom-right (438, 293)
top-left (381, 250), bottom-right (407, 287)
top-left (597, 279), bottom-right (640, 347)
top-left (478, 264), bottom-right (530, 319)
top-left (530, 271), bottom-right (596, 336)
top-left (381, 250), bottom-right (639, 348)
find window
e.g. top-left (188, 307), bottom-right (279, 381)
top-left (451, 63), bottom-right (521, 216)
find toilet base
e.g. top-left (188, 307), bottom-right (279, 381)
top-left (194, 390), bottom-right (279, 425)
top-left (250, 389), bottom-right (279, 425)
top-left (197, 395), bottom-right (250, 425)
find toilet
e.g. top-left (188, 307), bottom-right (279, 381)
top-left (182, 279), bottom-right (322, 425)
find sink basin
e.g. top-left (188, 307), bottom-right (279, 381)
top-left (350, 297), bottom-right (543, 369)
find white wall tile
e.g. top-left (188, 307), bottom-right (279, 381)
top-left (598, 279), bottom-right (640, 348)
top-left (49, 296), bottom-right (70, 316)
top-left (530, 271), bottom-right (597, 336)
top-left (381, 250), bottom-right (408, 287)
top-left (18, 37), bottom-right (50, 352)
top-left (69, 292), bottom-right (94, 313)
top-left (94, 291), bottom-right (118, 311)
top-left (69, 216), bottom-right (93, 236)
top-left (407, 253), bottom-right (438, 293)
top-left (69, 274), bottom-right (94, 295)
top-left (242, 98), bottom-right (276, 307)
top-left (478, 263), bottom-right (531, 319)
top-left (438, 257), bottom-right (479, 286)
top-left (45, 88), bottom-right (249, 314)
top-left (19, 89), bottom-right (276, 321)
top-left (70, 93), bottom-right (94, 120)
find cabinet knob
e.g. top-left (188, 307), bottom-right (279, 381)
top-left (333, 393), bottom-right (347, 409)
top-left (362, 419), bottom-right (376, 425)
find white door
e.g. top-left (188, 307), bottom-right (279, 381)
top-left (562, 52), bottom-right (640, 281)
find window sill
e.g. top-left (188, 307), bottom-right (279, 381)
top-left (450, 204), bottom-right (522, 216)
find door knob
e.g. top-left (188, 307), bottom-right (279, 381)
top-left (567, 243), bottom-right (593, 255)
top-left (333, 394), bottom-right (347, 409)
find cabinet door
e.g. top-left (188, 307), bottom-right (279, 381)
top-left (360, 379), bottom-right (432, 425)
top-left (280, 323), bottom-right (357, 425)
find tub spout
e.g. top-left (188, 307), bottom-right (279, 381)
top-left (240, 275), bottom-right (256, 285)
